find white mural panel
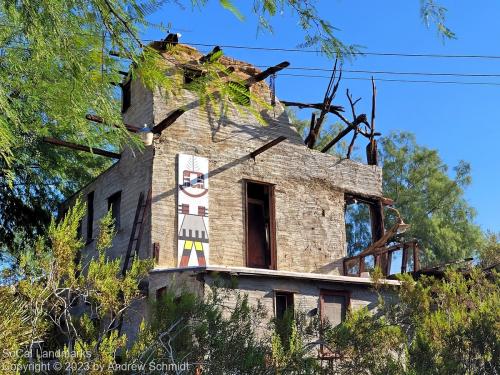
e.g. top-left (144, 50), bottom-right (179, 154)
top-left (177, 154), bottom-right (209, 267)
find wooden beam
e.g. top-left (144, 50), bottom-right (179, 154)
top-left (281, 100), bottom-right (344, 114)
top-left (250, 136), bottom-right (286, 160)
top-left (85, 114), bottom-right (140, 133)
top-left (381, 197), bottom-right (394, 206)
top-left (245, 61), bottom-right (290, 86)
top-left (320, 114), bottom-right (367, 153)
top-left (199, 46), bottom-right (222, 63)
top-left (43, 137), bottom-right (121, 159)
top-left (151, 108), bottom-right (185, 134)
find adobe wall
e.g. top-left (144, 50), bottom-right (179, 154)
top-left (202, 273), bottom-right (395, 337)
top-left (150, 83), bottom-right (382, 275)
top-left (74, 78), bottom-right (154, 265)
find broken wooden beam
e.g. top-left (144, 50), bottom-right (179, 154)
top-left (381, 197), bottom-right (394, 206)
top-left (366, 139), bottom-right (379, 165)
top-left (43, 137), bottom-right (121, 159)
top-left (151, 108), bottom-right (186, 134)
top-left (250, 136), bottom-right (287, 160)
top-left (281, 100), bottom-right (344, 113)
top-left (245, 61), bottom-right (290, 86)
top-left (85, 114), bottom-right (140, 133)
top-left (320, 114), bottom-right (367, 153)
top-left (199, 46), bottom-right (222, 63)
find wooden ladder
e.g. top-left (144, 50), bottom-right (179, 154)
top-left (121, 189), bottom-right (151, 276)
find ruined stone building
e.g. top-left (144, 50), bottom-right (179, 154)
top-left (68, 40), bottom-right (419, 337)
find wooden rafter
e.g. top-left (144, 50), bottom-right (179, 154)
top-left (199, 46), bottom-right (222, 63)
top-left (43, 137), bottom-right (121, 159)
top-left (250, 136), bottom-right (287, 160)
top-left (151, 108), bottom-right (185, 134)
top-left (281, 100), bottom-right (344, 114)
top-left (245, 61), bottom-right (290, 86)
top-left (85, 114), bottom-right (140, 133)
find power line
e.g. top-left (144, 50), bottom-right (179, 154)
top-left (181, 41), bottom-right (500, 60)
top-left (255, 65), bottom-right (500, 79)
top-left (3, 24), bottom-right (500, 60)
top-left (278, 73), bottom-right (500, 87)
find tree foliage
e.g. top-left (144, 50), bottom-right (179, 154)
top-left (0, 0), bottom-right (453, 252)
top-left (0, 199), bottom-right (151, 373)
top-left (380, 132), bottom-right (483, 264)
top-left (290, 108), bottom-right (483, 263)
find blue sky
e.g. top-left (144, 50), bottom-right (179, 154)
top-left (143, 0), bottom-right (499, 233)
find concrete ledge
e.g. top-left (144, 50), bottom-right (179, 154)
top-left (150, 265), bottom-right (401, 286)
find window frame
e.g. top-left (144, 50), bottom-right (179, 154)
top-left (244, 179), bottom-right (277, 270)
top-left (274, 290), bottom-right (295, 320)
top-left (121, 80), bottom-right (131, 113)
top-left (319, 289), bottom-right (351, 358)
top-left (319, 289), bottom-right (351, 326)
top-left (86, 191), bottom-right (94, 243)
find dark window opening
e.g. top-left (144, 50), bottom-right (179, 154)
top-left (86, 191), bottom-right (94, 243)
top-left (227, 81), bottom-right (250, 106)
top-left (121, 80), bottom-right (131, 113)
top-left (320, 290), bottom-right (349, 328)
top-left (245, 181), bottom-right (276, 269)
top-left (156, 287), bottom-right (167, 300)
top-left (108, 191), bottom-right (122, 229)
top-left (275, 291), bottom-right (294, 320)
top-left (183, 68), bottom-right (203, 84)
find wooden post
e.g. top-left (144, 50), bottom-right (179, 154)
top-left (366, 139), bottom-right (378, 166)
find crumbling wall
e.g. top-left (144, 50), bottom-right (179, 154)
top-left (150, 49), bottom-right (383, 275)
top-left (73, 78), bottom-right (154, 265)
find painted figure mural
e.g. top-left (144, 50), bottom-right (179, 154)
top-left (177, 154), bottom-right (209, 267)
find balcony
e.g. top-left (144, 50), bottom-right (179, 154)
top-left (343, 240), bottom-right (421, 278)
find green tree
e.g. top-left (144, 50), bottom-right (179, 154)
top-left (392, 270), bottom-right (499, 374)
top-left (291, 108), bottom-right (483, 263)
top-left (478, 231), bottom-right (500, 268)
top-left (318, 268), bottom-right (500, 375)
top-left (0, 0), bottom-right (452, 252)
top-left (128, 284), bottom-right (272, 374)
top-left (0, 200), bottom-right (151, 373)
top-left (380, 132), bottom-right (483, 264)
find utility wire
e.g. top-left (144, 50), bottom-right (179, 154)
top-left (3, 23), bottom-right (500, 60)
top-left (180, 41), bottom-right (500, 60)
top-left (279, 73), bottom-right (500, 87)
top-left (255, 65), bottom-right (500, 79)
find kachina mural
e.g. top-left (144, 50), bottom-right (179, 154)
top-left (177, 154), bottom-right (209, 267)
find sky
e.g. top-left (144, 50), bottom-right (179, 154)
top-left (143, 0), bottom-right (499, 233)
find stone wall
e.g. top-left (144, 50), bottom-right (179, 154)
top-left (74, 78), bottom-right (155, 265)
top-left (150, 80), bottom-right (382, 275)
top-left (202, 273), bottom-right (393, 336)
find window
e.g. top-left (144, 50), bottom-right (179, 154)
top-left (86, 191), bottom-right (94, 242)
top-left (320, 290), bottom-right (350, 327)
top-left (121, 80), bottom-right (131, 113)
top-left (107, 191), bottom-right (122, 229)
top-left (344, 194), bottom-right (385, 257)
top-left (275, 291), bottom-right (294, 320)
top-left (245, 181), bottom-right (276, 269)
top-left (156, 287), bottom-right (167, 300)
